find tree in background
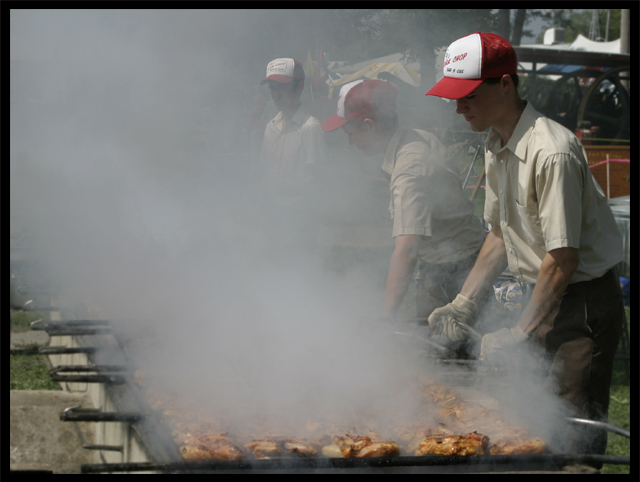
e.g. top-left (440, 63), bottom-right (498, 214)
top-left (534, 9), bottom-right (622, 44)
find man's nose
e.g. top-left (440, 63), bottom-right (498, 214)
top-left (455, 99), bottom-right (467, 114)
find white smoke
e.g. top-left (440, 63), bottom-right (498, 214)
top-left (11, 9), bottom-right (572, 448)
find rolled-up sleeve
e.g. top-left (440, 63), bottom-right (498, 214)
top-left (483, 153), bottom-right (500, 226)
top-left (391, 169), bottom-right (433, 238)
top-left (536, 153), bottom-right (585, 251)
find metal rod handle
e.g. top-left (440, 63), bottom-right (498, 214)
top-left (566, 417), bottom-right (630, 439)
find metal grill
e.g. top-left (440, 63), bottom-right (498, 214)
top-left (24, 319), bottom-right (630, 473)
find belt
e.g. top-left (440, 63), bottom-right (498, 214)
top-left (518, 269), bottom-right (616, 302)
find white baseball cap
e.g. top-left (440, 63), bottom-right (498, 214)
top-left (260, 58), bottom-right (305, 85)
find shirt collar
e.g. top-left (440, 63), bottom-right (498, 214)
top-left (272, 104), bottom-right (308, 131)
top-left (381, 127), bottom-right (407, 176)
top-left (486, 101), bottom-right (541, 162)
top-left (290, 103), bottom-right (308, 126)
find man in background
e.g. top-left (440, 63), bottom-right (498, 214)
top-left (322, 79), bottom-right (486, 326)
top-left (259, 58), bottom-right (327, 256)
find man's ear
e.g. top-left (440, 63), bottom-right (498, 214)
top-left (296, 80), bottom-right (305, 96)
top-left (363, 118), bottom-right (376, 131)
top-left (501, 74), bottom-right (513, 92)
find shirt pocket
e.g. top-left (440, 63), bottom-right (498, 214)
top-left (514, 199), bottom-right (545, 246)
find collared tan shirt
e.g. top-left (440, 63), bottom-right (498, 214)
top-left (259, 104), bottom-right (325, 205)
top-left (484, 102), bottom-right (622, 284)
top-left (382, 128), bottom-right (485, 264)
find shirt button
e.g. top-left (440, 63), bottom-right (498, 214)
top-left (509, 248), bottom-right (514, 254)
top-left (500, 159), bottom-right (505, 164)
top-left (500, 189), bottom-right (503, 194)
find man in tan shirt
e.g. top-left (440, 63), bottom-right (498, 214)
top-left (426, 32), bottom-right (624, 455)
top-left (322, 79), bottom-right (485, 322)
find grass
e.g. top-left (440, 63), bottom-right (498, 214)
top-left (600, 305), bottom-right (631, 474)
top-left (10, 310), bottom-right (59, 391)
top-left (10, 309), bottom-right (48, 332)
top-left (10, 345), bottom-right (60, 391)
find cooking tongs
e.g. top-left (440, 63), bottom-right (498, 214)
top-left (453, 321), bottom-right (483, 342)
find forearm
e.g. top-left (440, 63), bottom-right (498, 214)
top-left (460, 225), bottom-right (508, 303)
top-left (517, 247), bottom-right (579, 334)
top-left (382, 235), bottom-right (420, 317)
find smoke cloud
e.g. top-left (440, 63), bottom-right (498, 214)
top-left (11, 9), bottom-right (572, 448)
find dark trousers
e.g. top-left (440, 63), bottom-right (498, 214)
top-left (531, 269), bottom-right (624, 454)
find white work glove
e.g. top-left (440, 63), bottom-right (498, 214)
top-left (479, 325), bottom-right (529, 363)
top-left (427, 294), bottom-right (477, 342)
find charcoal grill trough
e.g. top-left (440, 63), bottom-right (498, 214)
top-left (27, 319), bottom-right (630, 473)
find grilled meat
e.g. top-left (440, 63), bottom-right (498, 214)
top-left (437, 401), bottom-right (490, 424)
top-left (421, 384), bottom-right (458, 406)
top-left (489, 437), bottom-right (548, 455)
top-left (415, 432), bottom-right (490, 456)
top-left (244, 439), bottom-right (282, 459)
top-left (179, 433), bottom-right (246, 461)
top-left (486, 426), bottom-right (548, 455)
top-left (244, 437), bottom-right (318, 459)
top-left (357, 441), bottom-right (401, 458)
top-left (394, 423), bottom-right (458, 453)
top-left (331, 432), bottom-right (400, 458)
top-left (170, 421), bottom-right (224, 444)
top-left (136, 368), bottom-right (551, 460)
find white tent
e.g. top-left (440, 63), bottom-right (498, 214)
top-left (569, 34), bottom-right (621, 53)
top-left (515, 34), bottom-right (627, 77)
top-left (520, 33), bottom-right (622, 53)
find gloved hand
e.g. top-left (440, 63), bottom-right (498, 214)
top-left (427, 294), bottom-right (477, 342)
top-left (479, 325), bottom-right (529, 363)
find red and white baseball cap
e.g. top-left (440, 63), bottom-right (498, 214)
top-left (321, 79), bottom-right (398, 132)
top-left (425, 32), bottom-right (517, 99)
top-left (260, 58), bottom-right (305, 85)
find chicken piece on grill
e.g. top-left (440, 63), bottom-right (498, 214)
top-left (171, 421), bottom-right (225, 445)
top-left (421, 384), bottom-right (460, 407)
top-left (283, 439), bottom-right (320, 458)
top-left (436, 401), bottom-right (490, 425)
top-left (489, 437), bottom-right (548, 455)
top-left (330, 432), bottom-right (400, 458)
top-left (244, 437), bottom-right (318, 459)
top-left (415, 432), bottom-right (490, 456)
top-left (179, 433), bottom-right (246, 461)
top-left (486, 426), bottom-right (548, 455)
top-left (394, 423), bottom-right (458, 454)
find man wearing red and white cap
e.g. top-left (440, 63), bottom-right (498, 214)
top-left (322, 79), bottom-right (485, 325)
top-left (258, 58), bottom-right (326, 254)
top-left (426, 32), bottom-right (624, 455)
